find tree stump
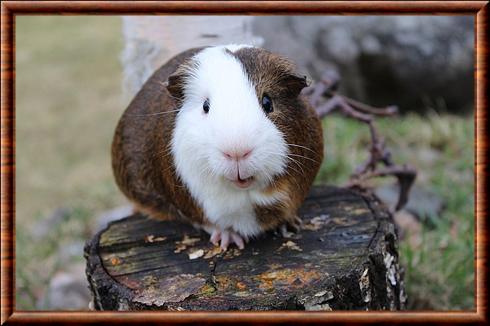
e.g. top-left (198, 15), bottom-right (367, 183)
top-left (84, 186), bottom-right (406, 311)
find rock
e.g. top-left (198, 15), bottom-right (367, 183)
top-left (393, 210), bottom-right (422, 248)
top-left (120, 16), bottom-right (472, 114)
top-left (417, 148), bottom-right (440, 165)
top-left (58, 240), bottom-right (85, 263)
top-left (37, 262), bottom-right (90, 310)
top-left (375, 184), bottom-right (445, 224)
top-left (93, 205), bottom-right (133, 234)
top-left (31, 207), bottom-right (71, 241)
top-left (253, 16), bottom-right (473, 114)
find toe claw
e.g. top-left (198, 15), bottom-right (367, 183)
top-left (290, 216), bottom-right (302, 233)
top-left (220, 231), bottom-right (230, 251)
top-left (231, 233), bottom-right (245, 249)
top-left (210, 229), bottom-right (221, 246)
top-left (280, 224), bottom-right (294, 238)
top-left (277, 216), bottom-right (303, 238)
top-left (209, 228), bottom-right (247, 250)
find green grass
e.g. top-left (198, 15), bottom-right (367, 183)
top-left (15, 16), bottom-right (127, 309)
top-left (318, 113), bottom-right (474, 310)
top-left (15, 16), bottom-right (474, 310)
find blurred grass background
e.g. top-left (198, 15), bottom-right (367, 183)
top-left (15, 17), bottom-right (474, 310)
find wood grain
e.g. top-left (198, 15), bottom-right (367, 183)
top-left (475, 2), bottom-right (488, 321)
top-left (1, 1), bottom-right (487, 15)
top-left (1, 0), bottom-right (487, 324)
top-left (85, 186), bottom-right (405, 311)
top-left (5, 311), bottom-right (489, 325)
top-left (1, 2), bottom-right (15, 324)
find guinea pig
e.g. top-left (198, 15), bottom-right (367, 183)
top-left (112, 44), bottom-right (324, 250)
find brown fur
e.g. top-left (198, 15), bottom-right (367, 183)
top-left (111, 46), bottom-right (324, 234)
top-left (232, 48), bottom-right (324, 231)
top-left (112, 47), bottom-right (207, 225)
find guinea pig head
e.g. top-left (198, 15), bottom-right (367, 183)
top-left (169, 45), bottom-right (308, 193)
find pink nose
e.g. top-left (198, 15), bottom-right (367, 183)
top-left (223, 148), bottom-right (253, 161)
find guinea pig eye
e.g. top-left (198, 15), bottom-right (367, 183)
top-left (261, 94), bottom-right (273, 114)
top-left (203, 99), bottom-right (210, 114)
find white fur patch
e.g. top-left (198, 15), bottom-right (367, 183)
top-left (171, 45), bottom-right (288, 238)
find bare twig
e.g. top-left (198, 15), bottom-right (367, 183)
top-left (347, 165), bottom-right (417, 211)
top-left (304, 68), bottom-right (417, 212)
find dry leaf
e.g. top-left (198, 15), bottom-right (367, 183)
top-left (144, 235), bottom-right (167, 243)
top-left (278, 240), bottom-right (303, 252)
top-left (180, 235), bottom-right (201, 246)
top-left (110, 257), bottom-right (121, 265)
top-left (302, 214), bottom-right (330, 231)
top-left (236, 282), bottom-right (247, 291)
top-left (331, 217), bottom-right (357, 226)
top-left (188, 249), bottom-right (204, 260)
top-left (204, 245), bottom-right (223, 259)
top-left (174, 244), bottom-right (187, 253)
top-left (302, 223), bottom-right (321, 231)
top-left (223, 248), bottom-right (242, 259)
top-left (174, 235), bottom-right (201, 253)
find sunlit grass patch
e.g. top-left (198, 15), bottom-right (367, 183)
top-left (317, 112), bottom-right (474, 310)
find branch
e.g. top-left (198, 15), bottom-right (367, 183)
top-left (347, 165), bottom-right (417, 211)
top-left (304, 68), bottom-right (417, 212)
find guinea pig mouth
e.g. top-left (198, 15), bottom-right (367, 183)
top-left (232, 174), bottom-right (254, 189)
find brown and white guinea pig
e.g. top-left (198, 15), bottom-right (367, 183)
top-left (112, 44), bottom-right (324, 250)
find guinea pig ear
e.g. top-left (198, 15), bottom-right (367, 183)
top-left (283, 73), bottom-right (309, 97)
top-left (166, 71), bottom-right (187, 104)
top-left (166, 58), bottom-right (199, 104)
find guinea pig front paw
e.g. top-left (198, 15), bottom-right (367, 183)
top-left (209, 228), bottom-right (247, 251)
top-left (278, 216), bottom-right (303, 239)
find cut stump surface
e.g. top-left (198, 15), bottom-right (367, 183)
top-left (85, 186), bottom-right (406, 310)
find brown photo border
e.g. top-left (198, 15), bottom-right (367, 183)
top-left (1, 1), bottom-right (487, 324)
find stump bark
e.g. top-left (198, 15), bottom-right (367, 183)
top-left (84, 185), bottom-right (406, 311)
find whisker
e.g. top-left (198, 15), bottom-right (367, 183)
top-left (152, 146), bottom-right (173, 159)
top-left (161, 163), bottom-right (175, 175)
top-left (286, 157), bottom-right (306, 175)
top-left (286, 143), bottom-right (321, 157)
top-left (127, 109), bottom-right (180, 117)
top-left (259, 150), bottom-right (308, 175)
top-left (287, 153), bottom-right (321, 164)
top-left (202, 164), bottom-right (216, 179)
top-left (278, 154), bottom-right (307, 175)
top-left (283, 161), bottom-right (303, 176)
top-left (154, 153), bottom-right (172, 161)
top-left (264, 172), bottom-right (278, 190)
top-left (279, 168), bottom-right (303, 193)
